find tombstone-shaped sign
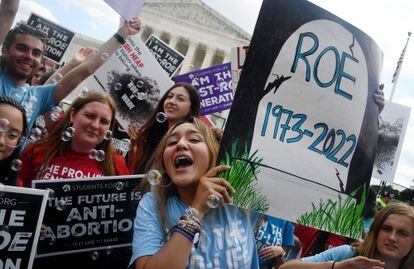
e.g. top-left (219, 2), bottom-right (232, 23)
top-left (218, 0), bottom-right (383, 238)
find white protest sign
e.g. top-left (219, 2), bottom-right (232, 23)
top-left (104, 0), bottom-right (145, 21)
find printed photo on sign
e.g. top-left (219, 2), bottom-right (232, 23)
top-left (145, 34), bottom-right (185, 77)
top-left (218, 0), bottom-right (383, 238)
top-left (0, 186), bottom-right (48, 269)
top-left (32, 175), bottom-right (143, 257)
top-left (230, 46), bottom-right (249, 92)
top-left (64, 35), bottom-right (173, 130)
top-left (27, 13), bottom-right (75, 63)
top-left (173, 63), bottom-right (233, 115)
top-left (372, 101), bottom-right (411, 183)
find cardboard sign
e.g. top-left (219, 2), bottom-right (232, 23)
top-left (373, 101), bottom-right (411, 183)
top-left (32, 175), bottom-right (144, 257)
top-left (64, 35), bottom-right (173, 131)
top-left (173, 63), bottom-right (233, 115)
top-left (104, 0), bottom-right (145, 21)
top-left (27, 13), bottom-right (75, 63)
top-left (0, 186), bottom-right (48, 269)
top-left (218, 0), bottom-right (383, 238)
top-left (145, 34), bottom-right (185, 77)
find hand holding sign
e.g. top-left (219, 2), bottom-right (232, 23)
top-left (117, 17), bottom-right (142, 39)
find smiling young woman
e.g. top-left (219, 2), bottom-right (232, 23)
top-left (280, 203), bottom-right (414, 269)
top-left (128, 82), bottom-right (200, 174)
top-left (17, 91), bottom-right (129, 187)
top-left (130, 118), bottom-right (261, 269)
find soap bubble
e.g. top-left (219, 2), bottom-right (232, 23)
top-left (95, 150), bottom-right (105, 161)
top-left (55, 199), bottom-right (67, 211)
top-left (50, 106), bottom-right (64, 122)
top-left (101, 52), bottom-right (109, 61)
top-left (114, 82), bottom-right (122, 91)
top-left (10, 159), bottom-right (22, 171)
top-left (115, 182), bottom-right (124, 191)
top-left (156, 112), bottom-right (167, 123)
top-left (91, 251), bottom-right (99, 260)
top-left (146, 170), bottom-right (162, 186)
top-left (104, 130), bottom-right (113, 140)
top-left (29, 127), bottom-right (43, 141)
top-left (89, 149), bottom-right (97, 160)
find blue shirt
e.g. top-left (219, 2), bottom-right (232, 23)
top-left (302, 245), bottom-right (356, 262)
top-left (131, 192), bottom-right (260, 268)
top-left (255, 215), bottom-right (294, 266)
top-left (0, 70), bottom-right (57, 131)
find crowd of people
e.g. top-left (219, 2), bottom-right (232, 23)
top-left (0, 0), bottom-right (413, 269)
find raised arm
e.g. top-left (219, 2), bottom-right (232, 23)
top-left (0, 0), bottom-right (20, 44)
top-left (54, 17), bottom-right (141, 103)
top-left (44, 47), bottom-right (94, 85)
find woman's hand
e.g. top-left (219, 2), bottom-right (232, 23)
top-left (190, 165), bottom-right (235, 218)
top-left (372, 84), bottom-right (385, 114)
top-left (259, 246), bottom-right (285, 261)
top-left (335, 256), bottom-right (385, 269)
top-left (117, 17), bottom-right (141, 38)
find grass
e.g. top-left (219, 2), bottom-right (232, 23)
top-left (219, 141), bottom-right (270, 213)
top-left (296, 185), bottom-right (366, 238)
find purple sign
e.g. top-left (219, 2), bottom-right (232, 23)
top-left (173, 63), bottom-right (233, 115)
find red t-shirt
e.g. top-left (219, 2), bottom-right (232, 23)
top-left (18, 143), bottom-right (129, 187)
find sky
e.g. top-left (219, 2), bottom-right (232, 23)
top-left (12, 0), bottom-right (414, 188)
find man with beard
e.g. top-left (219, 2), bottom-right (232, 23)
top-left (0, 1), bottom-right (141, 131)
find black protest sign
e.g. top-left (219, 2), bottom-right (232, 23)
top-left (27, 13), bottom-right (75, 63)
top-left (145, 34), bottom-right (185, 77)
top-left (0, 186), bottom-right (48, 269)
top-left (218, 0), bottom-right (382, 238)
top-left (32, 175), bottom-right (143, 257)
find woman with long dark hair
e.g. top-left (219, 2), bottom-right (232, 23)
top-left (129, 82), bottom-right (200, 174)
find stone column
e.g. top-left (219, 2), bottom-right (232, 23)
top-left (180, 41), bottom-right (198, 74)
top-left (201, 47), bottom-right (216, 69)
top-left (168, 35), bottom-right (179, 50)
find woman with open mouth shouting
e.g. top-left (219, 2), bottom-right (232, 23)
top-left (130, 117), bottom-right (261, 268)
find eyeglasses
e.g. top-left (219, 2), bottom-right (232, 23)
top-left (15, 23), bottom-right (48, 42)
top-left (0, 118), bottom-right (23, 148)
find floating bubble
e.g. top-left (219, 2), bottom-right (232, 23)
top-left (114, 82), bottom-right (122, 91)
top-left (66, 127), bottom-right (75, 135)
top-left (35, 116), bottom-right (46, 129)
top-left (79, 87), bottom-right (90, 98)
top-left (93, 49), bottom-right (99, 55)
top-left (55, 199), bottom-right (67, 211)
top-left (47, 188), bottom-right (55, 199)
top-left (29, 127), bottom-right (43, 141)
top-left (50, 106), bottom-right (64, 122)
top-left (0, 118), bottom-right (10, 131)
top-left (105, 246), bottom-right (112, 255)
top-left (156, 112), bottom-right (167, 123)
top-left (115, 182), bottom-right (124, 191)
top-left (61, 131), bottom-right (72, 142)
top-left (120, 138), bottom-right (131, 152)
top-left (89, 149), bottom-right (97, 160)
top-left (91, 251), bottom-right (99, 261)
top-left (136, 80), bottom-right (144, 88)
top-left (10, 159), bottom-right (22, 172)
top-left (207, 194), bottom-right (220, 208)
top-left (101, 52), bottom-right (109, 61)
top-left (104, 130), bottom-right (113, 140)
top-left (146, 170), bottom-right (162, 186)
top-left (95, 150), bottom-right (105, 161)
